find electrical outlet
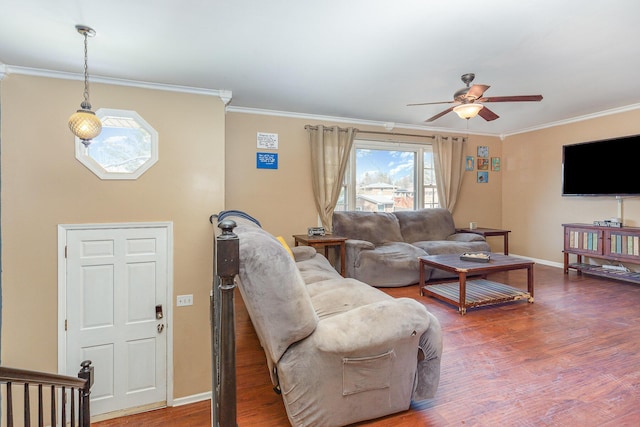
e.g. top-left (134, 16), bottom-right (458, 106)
top-left (177, 294), bottom-right (193, 307)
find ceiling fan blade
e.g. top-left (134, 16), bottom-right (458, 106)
top-left (478, 106), bottom-right (500, 121)
top-left (466, 84), bottom-right (490, 99)
top-left (425, 107), bottom-right (454, 122)
top-left (407, 100), bottom-right (455, 106)
top-left (478, 95), bottom-right (543, 103)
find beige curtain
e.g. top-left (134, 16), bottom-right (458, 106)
top-left (433, 135), bottom-right (467, 213)
top-left (307, 125), bottom-right (356, 231)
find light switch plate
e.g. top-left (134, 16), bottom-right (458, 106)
top-left (177, 294), bottom-right (193, 306)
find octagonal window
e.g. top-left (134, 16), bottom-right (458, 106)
top-left (75, 109), bottom-right (158, 180)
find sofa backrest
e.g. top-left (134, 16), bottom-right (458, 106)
top-left (233, 222), bottom-right (319, 364)
top-left (395, 208), bottom-right (456, 242)
top-left (332, 211), bottom-right (404, 245)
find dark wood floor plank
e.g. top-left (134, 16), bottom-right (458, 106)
top-left (94, 265), bottom-right (640, 426)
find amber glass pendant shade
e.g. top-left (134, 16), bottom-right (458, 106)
top-left (69, 108), bottom-right (102, 144)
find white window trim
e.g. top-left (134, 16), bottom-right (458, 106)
top-left (75, 108), bottom-right (159, 180)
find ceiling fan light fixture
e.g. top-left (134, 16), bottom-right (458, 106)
top-left (453, 103), bottom-right (484, 119)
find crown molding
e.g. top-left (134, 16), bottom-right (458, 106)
top-left (225, 106), bottom-right (499, 138)
top-left (6, 64), bottom-right (637, 137)
top-left (227, 105), bottom-right (640, 140)
top-left (2, 64), bottom-right (232, 103)
top-left (501, 103), bottom-right (640, 139)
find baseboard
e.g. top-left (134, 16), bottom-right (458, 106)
top-left (508, 253), bottom-right (563, 269)
top-left (91, 402), bottom-right (167, 422)
top-left (172, 391), bottom-right (212, 407)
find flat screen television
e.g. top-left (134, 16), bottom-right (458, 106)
top-left (562, 134), bottom-right (640, 196)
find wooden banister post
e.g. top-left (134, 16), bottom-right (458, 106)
top-left (78, 360), bottom-right (94, 427)
top-left (212, 219), bottom-right (239, 427)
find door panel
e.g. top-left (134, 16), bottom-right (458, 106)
top-left (84, 344), bottom-right (115, 402)
top-left (66, 226), bottom-right (168, 415)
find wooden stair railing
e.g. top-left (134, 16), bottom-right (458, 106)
top-left (0, 360), bottom-right (94, 427)
top-left (210, 215), bottom-right (240, 427)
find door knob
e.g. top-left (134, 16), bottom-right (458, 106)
top-left (157, 323), bottom-right (165, 333)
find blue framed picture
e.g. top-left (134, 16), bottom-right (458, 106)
top-left (257, 152), bottom-right (278, 169)
top-left (477, 171), bottom-right (489, 183)
top-left (465, 156), bottom-right (475, 171)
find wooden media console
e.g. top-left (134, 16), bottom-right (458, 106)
top-left (563, 223), bottom-right (640, 284)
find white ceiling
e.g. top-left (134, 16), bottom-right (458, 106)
top-left (2, 0), bottom-right (640, 137)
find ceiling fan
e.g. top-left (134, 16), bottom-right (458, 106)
top-left (408, 73), bottom-right (543, 122)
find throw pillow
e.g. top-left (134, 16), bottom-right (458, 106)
top-left (276, 236), bottom-right (294, 259)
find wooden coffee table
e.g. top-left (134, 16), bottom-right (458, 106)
top-left (419, 253), bottom-right (534, 315)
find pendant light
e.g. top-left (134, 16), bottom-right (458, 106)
top-left (68, 25), bottom-right (102, 146)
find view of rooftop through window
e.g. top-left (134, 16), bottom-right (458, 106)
top-left (356, 148), bottom-right (415, 211)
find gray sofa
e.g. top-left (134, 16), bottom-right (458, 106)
top-left (333, 208), bottom-right (491, 287)
top-left (226, 214), bottom-right (443, 427)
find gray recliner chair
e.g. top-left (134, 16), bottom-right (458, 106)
top-left (227, 214), bottom-right (443, 427)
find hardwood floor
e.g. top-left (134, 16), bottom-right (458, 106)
top-left (94, 264), bottom-right (640, 426)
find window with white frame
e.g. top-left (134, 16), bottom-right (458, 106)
top-left (75, 108), bottom-right (158, 180)
top-left (336, 139), bottom-right (439, 212)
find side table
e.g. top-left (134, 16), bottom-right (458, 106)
top-left (293, 234), bottom-right (347, 277)
top-left (456, 227), bottom-right (511, 255)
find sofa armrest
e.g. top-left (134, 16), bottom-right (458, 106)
top-left (291, 245), bottom-right (318, 262)
top-left (310, 298), bottom-right (430, 353)
top-left (345, 239), bottom-right (376, 250)
top-left (446, 232), bottom-right (486, 243)
top-left (342, 239), bottom-right (375, 279)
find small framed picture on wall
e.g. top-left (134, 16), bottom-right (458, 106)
top-left (477, 171), bottom-right (489, 183)
top-left (477, 146), bottom-right (489, 158)
top-left (465, 156), bottom-right (475, 171)
top-left (477, 158), bottom-right (489, 170)
top-left (491, 157), bottom-right (501, 171)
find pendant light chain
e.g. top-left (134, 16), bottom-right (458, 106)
top-left (68, 24), bottom-right (102, 144)
top-left (81, 31), bottom-right (91, 110)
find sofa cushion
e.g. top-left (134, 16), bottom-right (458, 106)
top-left (333, 211), bottom-right (403, 245)
top-left (236, 225), bottom-right (319, 363)
top-left (412, 239), bottom-right (491, 255)
top-left (296, 251), bottom-right (343, 284)
top-left (353, 242), bottom-right (427, 287)
top-left (306, 278), bottom-right (391, 318)
top-left (395, 208), bottom-right (456, 242)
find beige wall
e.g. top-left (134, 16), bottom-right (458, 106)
top-left (0, 74), bottom-right (225, 399)
top-left (225, 112), bottom-right (505, 251)
top-left (7, 72), bottom-right (636, 406)
top-left (227, 108), bottom-right (640, 264)
top-left (503, 109), bottom-right (640, 263)
top-left (451, 134), bottom-right (504, 246)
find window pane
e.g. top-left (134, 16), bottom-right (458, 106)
top-left (355, 148), bottom-right (415, 212)
top-left (87, 117), bottom-right (152, 173)
top-left (335, 186), bottom-right (347, 212)
top-left (423, 150), bottom-right (439, 208)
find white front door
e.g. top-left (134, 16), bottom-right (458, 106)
top-left (62, 224), bottom-right (170, 416)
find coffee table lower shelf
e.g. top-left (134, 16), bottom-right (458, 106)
top-left (421, 279), bottom-right (533, 315)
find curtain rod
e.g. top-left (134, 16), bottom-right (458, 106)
top-left (356, 130), bottom-right (435, 139)
top-left (304, 125), bottom-right (435, 139)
